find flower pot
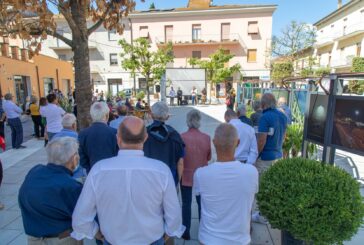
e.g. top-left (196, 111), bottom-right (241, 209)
top-left (282, 231), bottom-right (307, 245)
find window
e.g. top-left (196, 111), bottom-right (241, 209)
top-left (248, 21), bottom-right (259, 34)
top-left (192, 51), bottom-right (201, 59)
top-left (192, 24), bottom-right (201, 41)
top-left (328, 52), bottom-right (332, 66)
top-left (247, 49), bottom-right (257, 63)
top-left (165, 26), bottom-right (173, 43)
top-left (110, 53), bottom-right (118, 65)
top-left (139, 26), bottom-right (149, 38)
top-left (357, 43), bottom-right (362, 57)
top-left (58, 54), bottom-right (67, 61)
top-left (108, 30), bottom-right (118, 41)
top-left (331, 24), bottom-right (335, 28)
top-left (221, 23), bottom-right (230, 41)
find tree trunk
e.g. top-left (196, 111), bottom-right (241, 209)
top-left (70, 2), bottom-right (92, 129)
top-left (146, 75), bottom-right (151, 105)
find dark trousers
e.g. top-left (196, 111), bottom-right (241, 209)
top-left (0, 160), bottom-right (3, 188)
top-left (181, 185), bottom-right (201, 236)
top-left (8, 118), bottom-right (23, 148)
top-left (31, 115), bottom-right (45, 138)
top-left (170, 97), bottom-right (174, 106)
top-left (177, 96), bottom-right (182, 106)
top-left (0, 120), bottom-right (4, 138)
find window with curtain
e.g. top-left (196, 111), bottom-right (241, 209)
top-left (110, 53), bottom-right (118, 65)
top-left (221, 23), bottom-right (230, 41)
top-left (139, 26), bottom-right (149, 38)
top-left (165, 26), bottom-right (173, 42)
top-left (192, 24), bottom-right (201, 41)
top-left (248, 21), bottom-right (259, 35)
top-left (192, 51), bottom-right (201, 59)
top-left (247, 49), bottom-right (257, 62)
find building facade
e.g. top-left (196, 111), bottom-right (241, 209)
top-left (131, 2), bottom-right (275, 82)
top-left (314, 0), bottom-right (364, 73)
top-left (40, 0), bottom-right (276, 96)
top-left (0, 36), bottom-right (74, 107)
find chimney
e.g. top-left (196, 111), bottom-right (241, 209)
top-left (21, 48), bottom-right (28, 61)
top-left (1, 36), bottom-right (9, 57)
top-left (11, 46), bottom-right (19, 60)
top-left (338, 0), bottom-right (342, 9)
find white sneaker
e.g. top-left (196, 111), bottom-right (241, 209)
top-left (252, 211), bottom-right (268, 224)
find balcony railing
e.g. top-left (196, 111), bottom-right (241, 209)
top-left (341, 22), bottom-right (364, 37)
top-left (155, 33), bottom-right (246, 49)
top-left (331, 56), bottom-right (354, 68)
top-left (48, 38), bottom-right (99, 51)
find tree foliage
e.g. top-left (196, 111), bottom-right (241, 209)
top-left (271, 62), bottom-right (293, 83)
top-left (272, 21), bottom-right (316, 61)
top-left (0, 0), bottom-right (138, 128)
top-left (119, 38), bottom-right (174, 103)
top-left (188, 48), bottom-right (241, 84)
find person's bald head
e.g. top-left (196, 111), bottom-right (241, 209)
top-left (224, 109), bottom-right (238, 123)
top-left (261, 93), bottom-right (277, 110)
top-left (118, 116), bottom-right (147, 149)
top-left (213, 123), bottom-right (239, 154)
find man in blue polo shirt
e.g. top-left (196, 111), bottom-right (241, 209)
top-left (257, 93), bottom-right (287, 174)
top-left (18, 137), bottom-right (84, 245)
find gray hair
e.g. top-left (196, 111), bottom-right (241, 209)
top-left (237, 104), bottom-right (247, 116)
top-left (214, 123), bottom-right (238, 152)
top-left (46, 137), bottom-right (78, 166)
top-left (62, 113), bottom-right (77, 128)
top-left (90, 102), bottom-right (109, 122)
top-left (30, 96), bottom-right (38, 104)
top-left (151, 102), bottom-right (169, 121)
top-left (277, 97), bottom-right (287, 107)
top-left (224, 109), bottom-right (238, 122)
top-left (4, 93), bottom-right (12, 100)
top-left (252, 100), bottom-right (261, 112)
top-left (261, 93), bottom-right (277, 110)
top-left (186, 109), bottom-right (201, 129)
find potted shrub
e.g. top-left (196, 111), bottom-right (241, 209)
top-left (257, 158), bottom-right (364, 245)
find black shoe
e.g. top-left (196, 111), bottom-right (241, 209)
top-left (182, 232), bottom-right (191, 240)
top-left (16, 145), bottom-right (26, 149)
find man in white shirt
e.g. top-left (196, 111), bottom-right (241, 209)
top-left (225, 109), bottom-right (258, 164)
top-left (40, 94), bottom-right (65, 141)
top-left (3, 93), bottom-right (25, 149)
top-left (193, 123), bottom-right (258, 245)
top-left (72, 116), bottom-right (185, 245)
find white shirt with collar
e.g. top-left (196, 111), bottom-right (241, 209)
top-left (229, 118), bottom-right (258, 164)
top-left (3, 100), bottom-right (22, 119)
top-left (40, 103), bottom-right (65, 133)
top-left (193, 161), bottom-right (258, 245)
top-left (71, 150), bottom-right (185, 245)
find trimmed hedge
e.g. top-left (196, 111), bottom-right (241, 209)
top-left (257, 158), bottom-right (364, 245)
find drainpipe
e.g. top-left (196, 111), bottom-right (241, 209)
top-left (129, 17), bottom-right (137, 97)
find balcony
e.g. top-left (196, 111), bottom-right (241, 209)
top-left (336, 22), bottom-right (364, 41)
top-left (48, 38), bottom-right (100, 51)
top-left (155, 33), bottom-right (246, 49)
top-left (331, 56), bottom-right (354, 68)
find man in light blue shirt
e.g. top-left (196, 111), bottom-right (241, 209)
top-left (109, 105), bottom-right (128, 130)
top-left (54, 113), bottom-right (85, 180)
top-left (3, 93), bottom-right (25, 149)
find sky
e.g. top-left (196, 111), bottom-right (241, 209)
top-left (135, 0), bottom-right (351, 35)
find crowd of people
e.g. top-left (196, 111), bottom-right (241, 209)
top-left (0, 91), bottom-right (290, 245)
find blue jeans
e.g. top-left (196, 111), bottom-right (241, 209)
top-left (104, 237), bottom-right (164, 245)
top-left (8, 117), bottom-right (23, 148)
top-left (181, 185), bottom-right (201, 237)
top-left (191, 96), bottom-right (196, 105)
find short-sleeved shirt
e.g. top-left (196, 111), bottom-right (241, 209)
top-left (40, 104), bottom-right (65, 133)
top-left (258, 108), bottom-right (287, 161)
top-left (29, 103), bottom-right (40, 116)
top-left (193, 161), bottom-right (258, 245)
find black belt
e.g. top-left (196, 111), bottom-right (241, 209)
top-left (44, 229), bottom-right (72, 239)
top-left (239, 160), bottom-right (247, 163)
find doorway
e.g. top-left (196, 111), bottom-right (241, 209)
top-left (14, 75), bottom-right (30, 109)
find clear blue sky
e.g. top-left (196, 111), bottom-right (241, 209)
top-left (135, 0), bottom-right (350, 35)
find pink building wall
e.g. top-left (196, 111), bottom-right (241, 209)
top-left (131, 7), bottom-right (275, 79)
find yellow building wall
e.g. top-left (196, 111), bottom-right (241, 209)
top-left (0, 54), bottom-right (74, 101)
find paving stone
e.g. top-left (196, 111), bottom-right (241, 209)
top-left (184, 240), bottom-right (199, 245)
top-left (4, 217), bottom-right (23, 231)
top-left (8, 232), bottom-right (27, 245)
top-left (251, 223), bottom-right (273, 245)
top-left (0, 184), bottom-right (20, 196)
top-left (0, 210), bottom-right (21, 229)
top-left (0, 229), bottom-right (22, 244)
top-left (174, 238), bottom-right (185, 245)
top-left (190, 219), bottom-right (199, 241)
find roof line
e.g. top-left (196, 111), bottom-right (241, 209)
top-left (314, 0), bottom-right (361, 26)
